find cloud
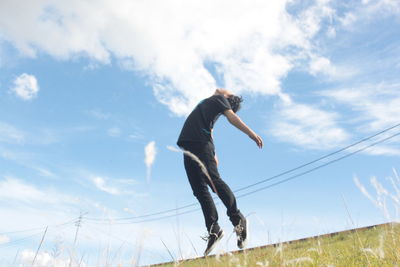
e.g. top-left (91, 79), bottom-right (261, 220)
top-left (20, 250), bottom-right (87, 267)
top-left (315, 82), bottom-right (400, 156)
top-left (363, 0), bottom-right (400, 15)
top-left (269, 102), bottom-right (350, 150)
top-left (107, 127), bottom-right (121, 137)
top-left (0, 175), bottom-right (107, 240)
top-left (0, 0), bottom-right (341, 115)
top-left (144, 141), bottom-right (157, 182)
top-left (0, 234), bottom-right (10, 244)
top-left (35, 167), bottom-right (55, 178)
top-left (363, 144), bottom-right (400, 156)
top-left (10, 73), bottom-right (39, 100)
top-left (88, 109), bottom-right (111, 120)
top-left (0, 121), bottom-right (25, 144)
top-left (92, 176), bottom-right (121, 195)
top-left (336, 0), bottom-right (400, 29)
top-left (321, 82), bottom-right (400, 131)
top-left (0, 176), bottom-right (78, 206)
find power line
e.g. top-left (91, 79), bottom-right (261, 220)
top-left (124, 130), bottom-right (400, 224)
top-left (0, 221), bottom-right (72, 250)
top-left (0, 217), bottom-right (79, 236)
top-left (236, 130), bottom-right (400, 198)
top-left (88, 208), bottom-right (202, 225)
top-left (0, 232), bottom-right (45, 249)
top-left (86, 123), bottom-right (400, 224)
top-left (0, 216), bottom-right (83, 252)
top-left (234, 122), bottom-right (400, 193)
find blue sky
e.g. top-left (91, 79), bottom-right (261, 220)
top-left (1, 0), bottom-right (400, 266)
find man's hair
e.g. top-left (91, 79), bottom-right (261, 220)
top-left (227, 95), bottom-right (243, 113)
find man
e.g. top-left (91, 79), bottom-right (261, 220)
top-left (177, 88), bottom-right (263, 256)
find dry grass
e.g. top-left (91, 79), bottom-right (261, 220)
top-left (155, 223), bottom-right (400, 267)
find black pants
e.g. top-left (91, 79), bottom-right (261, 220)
top-left (179, 141), bottom-right (244, 232)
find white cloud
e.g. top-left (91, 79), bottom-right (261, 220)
top-left (318, 83), bottom-right (400, 156)
top-left (0, 234), bottom-right (10, 244)
top-left (0, 121), bottom-right (25, 144)
top-left (107, 127), bottom-right (121, 137)
top-left (92, 176), bottom-right (120, 195)
top-left (0, 0), bottom-right (340, 115)
top-left (0, 176), bottom-right (78, 206)
top-left (337, 0), bottom-right (400, 29)
top-left (0, 175), bottom-right (107, 243)
top-left (307, 54), bottom-right (358, 80)
top-left (363, 0), bottom-right (400, 14)
top-left (35, 167), bottom-right (55, 178)
top-left (270, 102), bottom-right (349, 150)
top-left (309, 56), bottom-right (335, 76)
top-left (0, 121), bottom-right (60, 148)
top-left (88, 109), bottom-right (111, 120)
top-left (20, 250), bottom-right (86, 267)
top-left (364, 144), bottom-right (400, 156)
top-left (321, 83), bottom-right (400, 131)
top-left (10, 73), bottom-right (39, 100)
top-left (144, 141), bottom-right (157, 182)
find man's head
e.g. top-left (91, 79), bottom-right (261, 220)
top-left (227, 95), bottom-right (243, 113)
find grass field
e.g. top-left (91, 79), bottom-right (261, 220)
top-left (151, 222), bottom-right (399, 267)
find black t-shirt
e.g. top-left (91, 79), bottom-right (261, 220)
top-left (177, 95), bottom-right (232, 145)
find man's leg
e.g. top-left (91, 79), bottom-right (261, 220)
top-left (200, 142), bottom-right (244, 227)
top-left (200, 142), bottom-right (248, 249)
top-left (182, 144), bottom-right (220, 232)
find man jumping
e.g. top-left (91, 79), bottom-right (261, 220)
top-left (177, 88), bottom-right (263, 256)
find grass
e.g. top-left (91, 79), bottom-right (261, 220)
top-left (153, 222), bottom-right (400, 267)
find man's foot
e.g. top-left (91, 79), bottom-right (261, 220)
top-left (234, 218), bottom-right (248, 249)
top-left (203, 228), bottom-right (224, 256)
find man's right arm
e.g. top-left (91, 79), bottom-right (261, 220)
top-left (224, 109), bottom-right (263, 148)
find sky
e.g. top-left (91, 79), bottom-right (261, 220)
top-left (0, 0), bottom-right (400, 266)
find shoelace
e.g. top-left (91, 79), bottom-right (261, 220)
top-left (201, 232), bottom-right (218, 242)
top-left (234, 224), bottom-right (244, 240)
top-left (234, 224), bottom-right (243, 234)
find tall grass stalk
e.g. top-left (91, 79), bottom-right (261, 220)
top-left (32, 226), bottom-right (48, 267)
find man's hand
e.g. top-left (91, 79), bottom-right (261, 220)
top-left (249, 132), bottom-right (263, 149)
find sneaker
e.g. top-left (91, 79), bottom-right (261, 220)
top-left (234, 218), bottom-right (248, 249)
top-left (202, 228), bottom-right (224, 256)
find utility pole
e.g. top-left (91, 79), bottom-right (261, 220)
top-left (73, 213), bottom-right (84, 247)
top-left (69, 212), bottom-right (86, 267)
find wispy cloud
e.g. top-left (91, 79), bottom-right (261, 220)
top-left (92, 176), bottom-right (121, 195)
top-left (0, 121), bottom-right (60, 146)
top-left (10, 73), bottom-right (39, 100)
top-left (0, 176), bottom-right (77, 206)
top-left (321, 82), bottom-right (400, 131)
top-left (34, 167), bottom-right (55, 178)
top-left (269, 102), bottom-right (350, 150)
top-left (107, 127), bottom-right (121, 137)
top-left (0, 122), bottom-right (25, 144)
top-left (88, 109), bottom-right (111, 120)
top-left (319, 82), bottom-right (400, 155)
top-left (0, 235), bottom-right (10, 245)
top-left (144, 141), bottom-right (157, 182)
